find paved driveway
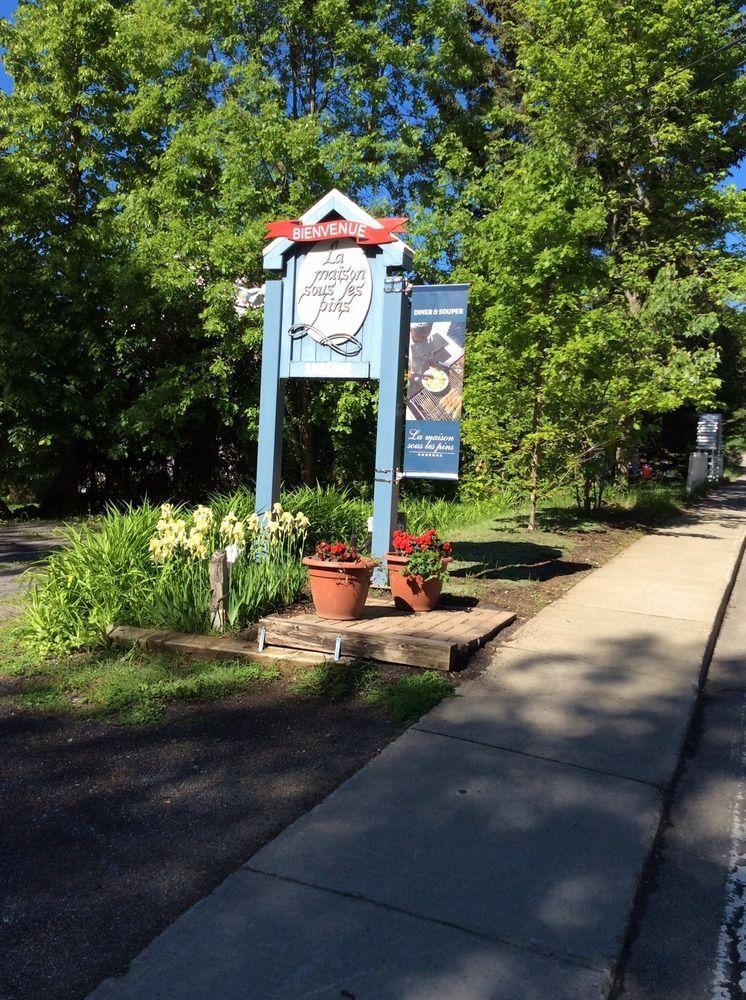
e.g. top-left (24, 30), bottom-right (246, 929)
top-left (0, 522), bottom-right (65, 620)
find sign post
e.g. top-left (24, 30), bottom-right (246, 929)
top-left (257, 189), bottom-right (412, 583)
top-left (372, 282), bottom-right (409, 577)
top-left (255, 279), bottom-right (285, 514)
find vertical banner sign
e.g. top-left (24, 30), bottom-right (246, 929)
top-left (402, 284), bottom-right (469, 479)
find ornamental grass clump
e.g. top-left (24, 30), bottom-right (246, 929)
top-left (224, 504), bottom-right (310, 629)
top-left (209, 486), bottom-right (370, 550)
top-left (281, 486), bottom-right (370, 548)
top-left (144, 503), bottom-right (216, 633)
top-left (19, 503), bottom-right (160, 653)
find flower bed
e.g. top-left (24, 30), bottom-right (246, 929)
top-left (18, 499), bottom-right (313, 653)
top-left (147, 501), bottom-right (310, 633)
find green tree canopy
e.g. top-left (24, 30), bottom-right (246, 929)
top-left (0, 0), bottom-right (744, 513)
top-left (459, 0), bottom-right (745, 522)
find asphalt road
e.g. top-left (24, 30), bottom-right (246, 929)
top-left (0, 683), bottom-right (401, 1000)
top-left (615, 559), bottom-right (746, 1000)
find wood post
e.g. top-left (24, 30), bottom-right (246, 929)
top-left (371, 282), bottom-right (409, 586)
top-left (209, 549), bottom-right (229, 631)
top-left (255, 279), bottom-right (285, 516)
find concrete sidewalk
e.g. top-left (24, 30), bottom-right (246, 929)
top-left (89, 481), bottom-right (746, 1000)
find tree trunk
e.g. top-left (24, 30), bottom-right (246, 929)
top-left (527, 366), bottom-right (542, 532)
top-left (583, 471), bottom-right (593, 515)
top-left (528, 438), bottom-right (539, 531)
top-left (296, 381), bottom-right (315, 486)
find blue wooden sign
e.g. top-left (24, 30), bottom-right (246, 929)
top-left (256, 190), bottom-right (413, 579)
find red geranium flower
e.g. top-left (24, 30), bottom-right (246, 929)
top-left (314, 540), bottom-right (361, 562)
top-left (391, 528), bottom-right (451, 557)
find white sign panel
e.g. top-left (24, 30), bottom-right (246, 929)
top-left (696, 413), bottom-right (722, 450)
top-left (292, 239), bottom-right (373, 357)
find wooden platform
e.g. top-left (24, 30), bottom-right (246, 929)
top-left (258, 598), bottom-right (516, 671)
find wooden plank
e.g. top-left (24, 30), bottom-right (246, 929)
top-left (258, 617), bottom-right (455, 671)
top-left (445, 612), bottom-right (516, 655)
top-left (348, 618), bottom-right (393, 634)
top-left (365, 596), bottom-right (393, 608)
top-left (110, 603), bottom-right (516, 677)
top-left (318, 617), bottom-right (358, 631)
top-left (261, 615), bottom-right (453, 654)
top-left (107, 624), bottom-right (329, 673)
top-left (397, 623), bottom-right (446, 638)
top-left (475, 610), bottom-right (517, 642)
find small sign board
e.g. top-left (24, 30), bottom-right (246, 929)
top-left (402, 284), bottom-right (469, 480)
top-left (292, 239), bottom-right (373, 357)
top-left (263, 191), bottom-right (411, 382)
top-left (265, 216), bottom-right (407, 246)
top-left (696, 413), bottom-right (723, 450)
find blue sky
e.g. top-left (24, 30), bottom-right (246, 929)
top-left (0, 0), bottom-right (743, 189)
top-left (0, 0), bottom-right (12, 92)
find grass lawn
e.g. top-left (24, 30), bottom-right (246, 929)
top-left (0, 626), bottom-right (455, 727)
top-left (443, 483), bottom-right (683, 618)
top-left (0, 481), bottom-right (685, 725)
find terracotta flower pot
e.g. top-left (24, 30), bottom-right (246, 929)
top-left (302, 556), bottom-right (374, 620)
top-left (386, 553), bottom-right (453, 612)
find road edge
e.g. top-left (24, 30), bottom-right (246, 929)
top-left (608, 527), bottom-right (746, 998)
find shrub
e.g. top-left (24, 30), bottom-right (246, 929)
top-left (18, 503), bottom-right (160, 654)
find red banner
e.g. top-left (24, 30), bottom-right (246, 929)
top-left (265, 216), bottom-right (407, 246)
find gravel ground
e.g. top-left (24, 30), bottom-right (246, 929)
top-left (0, 687), bottom-right (401, 1000)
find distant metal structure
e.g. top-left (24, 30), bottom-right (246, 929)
top-left (696, 413), bottom-right (724, 481)
top-left (687, 413), bottom-right (724, 495)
